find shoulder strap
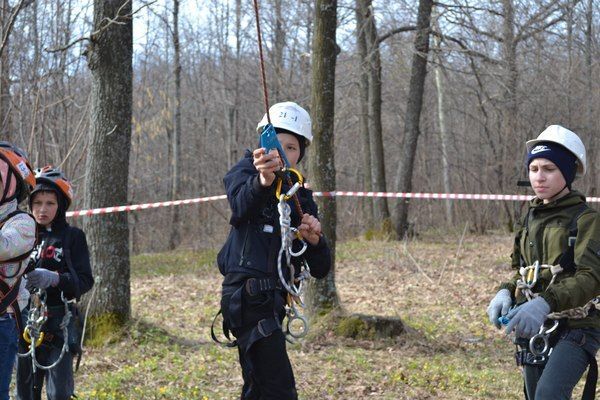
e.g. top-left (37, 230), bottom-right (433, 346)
top-left (0, 210), bottom-right (36, 277)
top-left (62, 226), bottom-right (81, 300)
top-left (558, 203), bottom-right (590, 272)
top-left (0, 277), bottom-right (20, 315)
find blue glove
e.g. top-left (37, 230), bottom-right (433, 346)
top-left (486, 289), bottom-right (512, 329)
top-left (26, 268), bottom-right (59, 290)
top-left (505, 297), bottom-right (550, 338)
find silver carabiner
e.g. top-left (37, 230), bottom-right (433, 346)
top-left (529, 320), bottom-right (559, 356)
top-left (286, 305), bottom-right (308, 339)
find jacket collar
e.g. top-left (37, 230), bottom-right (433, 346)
top-left (530, 190), bottom-right (586, 210)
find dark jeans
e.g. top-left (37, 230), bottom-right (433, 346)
top-left (523, 328), bottom-right (600, 400)
top-left (0, 315), bottom-right (17, 400)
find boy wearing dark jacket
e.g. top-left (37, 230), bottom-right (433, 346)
top-left (217, 102), bottom-right (331, 399)
top-left (17, 166), bottom-right (93, 400)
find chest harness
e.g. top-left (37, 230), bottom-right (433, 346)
top-left (17, 227), bottom-right (80, 372)
top-left (512, 203), bottom-right (598, 399)
top-left (17, 288), bottom-right (74, 372)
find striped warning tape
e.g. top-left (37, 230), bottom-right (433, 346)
top-left (66, 195), bottom-right (228, 218)
top-left (65, 191), bottom-right (600, 218)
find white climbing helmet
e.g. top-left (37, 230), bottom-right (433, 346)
top-left (256, 102), bottom-right (312, 145)
top-left (526, 125), bottom-right (587, 177)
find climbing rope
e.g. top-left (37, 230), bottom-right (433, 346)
top-left (277, 185), bottom-right (311, 340)
top-left (509, 260), bottom-right (600, 357)
top-left (253, 0), bottom-right (312, 341)
top-left (18, 289), bottom-right (72, 371)
top-left (516, 260), bottom-right (599, 320)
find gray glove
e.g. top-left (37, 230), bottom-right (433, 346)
top-left (505, 297), bottom-right (550, 338)
top-left (486, 289), bottom-right (513, 329)
top-left (26, 268), bottom-right (59, 290)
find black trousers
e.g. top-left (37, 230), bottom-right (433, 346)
top-left (223, 278), bottom-right (298, 400)
top-left (236, 327), bottom-right (297, 400)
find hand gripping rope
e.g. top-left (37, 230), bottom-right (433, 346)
top-left (277, 184), bottom-right (311, 341)
top-left (18, 289), bottom-right (73, 372)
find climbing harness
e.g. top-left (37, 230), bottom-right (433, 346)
top-left (18, 289), bottom-right (73, 372)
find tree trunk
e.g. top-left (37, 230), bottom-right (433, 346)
top-left (84, 0), bottom-right (132, 326)
top-left (433, 32), bottom-right (452, 225)
top-left (169, 0), bottom-right (182, 249)
top-left (393, 0), bottom-right (433, 238)
top-left (0, 0), bottom-right (11, 139)
top-left (501, 0), bottom-right (517, 228)
top-left (355, 0), bottom-right (373, 227)
top-left (307, 0), bottom-right (339, 313)
top-left (364, 0), bottom-right (390, 227)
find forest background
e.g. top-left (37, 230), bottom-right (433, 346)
top-left (3, 0), bottom-right (598, 253)
top-left (1, 0), bottom-right (599, 397)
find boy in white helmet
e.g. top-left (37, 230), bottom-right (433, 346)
top-left (486, 125), bottom-right (600, 399)
top-left (216, 102), bottom-right (331, 399)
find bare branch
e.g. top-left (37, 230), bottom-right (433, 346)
top-left (45, 0), bottom-right (158, 54)
top-left (0, 0), bottom-right (34, 58)
top-left (376, 25), bottom-right (416, 46)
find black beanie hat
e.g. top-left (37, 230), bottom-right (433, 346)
top-left (527, 141), bottom-right (578, 187)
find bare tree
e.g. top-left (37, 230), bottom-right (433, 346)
top-left (355, 0), bottom-right (373, 227)
top-left (169, 0), bottom-right (182, 249)
top-left (363, 0), bottom-right (390, 227)
top-left (394, 0), bottom-right (433, 238)
top-left (307, 0), bottom-right (339, 313)
top-left (84, 0), bottom-right (133, 325)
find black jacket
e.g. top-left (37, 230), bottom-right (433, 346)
top-left (30, 221), bottom-right (94, 306)
top-left (217, 150), bottom-right (331, 280)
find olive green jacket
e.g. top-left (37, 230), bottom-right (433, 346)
top-left (499, 191), bottom-right (600, 329)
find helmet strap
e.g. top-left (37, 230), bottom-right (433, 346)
top-left (0, 170), bottom-right (12, 205)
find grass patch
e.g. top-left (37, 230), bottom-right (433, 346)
top-left (71, 233), bottom-right (531, 399)
top-left (131, 248), bottom-right (217, 278)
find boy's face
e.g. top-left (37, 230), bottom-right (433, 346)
top-left (31, 191), bottom-right (59, 227)
top-left (528, 158), bottom-right (567, 203)
top-left (277, 133), bottom-right (301, 168)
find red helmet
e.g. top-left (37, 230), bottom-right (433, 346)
top-left (32, 166), bottom-right (74, 209)
top-left (0, 141), bottom-right (35, 203)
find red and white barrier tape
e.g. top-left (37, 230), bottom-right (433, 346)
top-left (66, 195), bottom-right (227, 218)
top-left (65, 191), bottom-right (600, 218)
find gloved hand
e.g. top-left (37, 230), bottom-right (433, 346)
top-left (486, 289), bottom-right (513, 329)
top-left (26, 269), bottom-right (59, 290)
top-left (505, 297), bottom-right (550, 338)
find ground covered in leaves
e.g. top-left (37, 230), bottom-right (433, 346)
top-left (63, 231), bottom-right (595, 399)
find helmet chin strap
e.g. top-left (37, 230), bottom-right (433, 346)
top-left (0, 170), bottom-right (12, 205)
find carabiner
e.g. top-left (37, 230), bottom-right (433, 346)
top-left (529, 320), bottom-right (559, 356)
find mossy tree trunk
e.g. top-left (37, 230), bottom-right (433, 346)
top-left (84, 0), bottom-right (132, 328)
top-left (307, 0), bottom-right (339, 314)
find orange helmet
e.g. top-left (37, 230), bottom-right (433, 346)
top-left (32, 166), bottom-right (73, 209)
top-left (0, 141), bottom-right (35, 203)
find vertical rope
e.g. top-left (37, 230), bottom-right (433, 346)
top-left (253, 0), bottom-right (271, 123)
top-left (252, 0), bottom-right (303, 217)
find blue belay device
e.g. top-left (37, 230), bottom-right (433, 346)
top-left (260, 123), bottom-right (291, 167)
